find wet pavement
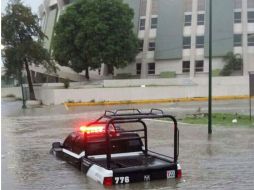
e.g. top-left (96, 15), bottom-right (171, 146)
top-left (2, 100), bottom-right (254, 189)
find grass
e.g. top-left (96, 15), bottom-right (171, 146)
top-left (182, 113), bottom-right (254, 127)
top-left (5, 94), bottom-right (16, 98)
top-left (159, 71), bottom-right (176, 78)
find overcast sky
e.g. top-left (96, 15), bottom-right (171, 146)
top-left (1, 0), bottom-right (43, 14)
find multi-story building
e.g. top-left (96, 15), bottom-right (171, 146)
top-left (38, 0), bottom-right (254, 79)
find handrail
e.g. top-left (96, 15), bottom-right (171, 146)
top-left (150, 108), bottom-right (164, 115)
top-left (114, 109), bottom-right (142, 115)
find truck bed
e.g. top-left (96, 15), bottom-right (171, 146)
top-left (88, 152), bottom-right (174, 170)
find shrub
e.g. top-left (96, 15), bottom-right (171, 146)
top-left (114, 73), bottom-right (132, 79)
top-left (212, 69), bottom-right (221, 76)
top-left (159, 71), bottom-right (176, 78)
top-left (63, 78), bottom-right (70, 89)
top-left (5, 94), bottom-right (16, 98)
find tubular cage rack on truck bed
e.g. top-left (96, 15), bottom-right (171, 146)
top-left (51, 108), bottom-right (181, 186)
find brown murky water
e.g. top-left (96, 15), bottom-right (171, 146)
top-left (2, 101), bottom-right (254, 190)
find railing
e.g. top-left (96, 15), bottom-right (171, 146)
top-left (85, 108), bottom-right (179, 170)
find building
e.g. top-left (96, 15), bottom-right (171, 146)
top-left (38, 0), bottom-right (254, 79)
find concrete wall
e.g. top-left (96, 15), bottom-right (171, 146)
top-left (1, 87), bottom-right (22, 98)
top-left (45, 77), bottom-right (249, 105)
top-left (103, 78), bottom-right (195, 87)
top-left (2, 76), bottom-right (249, 105)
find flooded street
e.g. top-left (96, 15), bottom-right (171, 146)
top-left (2, 100), bottom-right (254, 190)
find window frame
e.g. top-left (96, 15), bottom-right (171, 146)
top-left (248, 34), bottom-right (254, 46)
top-left (182, 61), bottom-right (190, 73)
top-left (136, 63), bottom-right (142, 75)
top-left (184, 14), bottom-right (192, 26)
top-left (234, 34), bottom-right (242, 47)
top-left (183, 36), bottom-right (191, 49)
top-left (248, 11), bottom-right (254, 23)
top-left (196, 36), bottom-right (204, 48)
top-left (139, 40), bottom-right (144, 52)
top-left (148, 41), bottom-right (156, 51)
top-left (139, 18), bottom-right (146, 30)
top-left (151, 17), bottom-right (158, 29)
top-left (197, 13), bottom-right (205, 25)
top-left (234, 12), bottom-right (241, 23)
top-left (195, 60), bottom-right (204, 72)
top-left (148, 62), bottom-right (155, 75)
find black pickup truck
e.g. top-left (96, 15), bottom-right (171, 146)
top-left (51, 109), bottom-right (181, 186)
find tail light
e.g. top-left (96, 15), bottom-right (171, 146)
top-left (103, 177), bottom-right (113, 186)
top-left (176, 164), bottom-right (182, 178)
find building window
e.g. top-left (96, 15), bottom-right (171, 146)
top-left (49, 4), bottom-right (57, 10)
top-left (148, 41), bottom-right (155, 51)
top-left (248, 11), bottom-right (254, 23)
top-left (234, 0), bottom-right (242, 9)
top-left (248, 0), bottom-right (254, 8)
top-left (151, 17), bottom-right (158, 29)
top-left (140, 18), bottom-right (145, 30)
top-left (197, 0), bottom-right (205, 11)
top-left (136, 63), bottom-right (141, 75)
top-left (234, 34), bottom-right (242, 46)
top-left (184, 15), bottom-right (192, 26)
top-left (195, 60), bottom-right (204, 72)
top-left (184, 0), bottom-right (192, 12)
top-left (196, 36), bottom-right (204, 48)
top-left (248, 34), bottom-right (254, 46)
top-left (197, 14), bottom-right (204, 25)
top-left (182, 61), bottom-right (190, 73)
top-left (148, 63), bottom-right (155, 74)
top-left (139, 40), bottom-right (144, 52)
top-left (183, 36), bottom-right (191, 49)
top-left (234, 12), bottom-right (241, 23)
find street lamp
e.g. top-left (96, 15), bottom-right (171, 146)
top-left (208, 0), bottom-right (213, 134)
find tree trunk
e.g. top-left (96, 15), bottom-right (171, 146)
top-left (24, 62), bottom-right (36, 100)
top-left (85, 67), bottom-right (90, 80)
top-left (107, 64), bottom-right (114, 75)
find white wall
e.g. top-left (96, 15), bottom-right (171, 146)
top-left (155, 59), bottom-right (182, 75)
top-left (2, 76), bottom-right (250, 105)
top-left (104, 78), bottom-right (195, 87)
top-left (48, 78), bottom-right (249, 105)
top-left (1, 87), bottom-right (22, 98)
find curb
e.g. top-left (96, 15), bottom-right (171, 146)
top-left (64, 95), bottom-right (251, 107)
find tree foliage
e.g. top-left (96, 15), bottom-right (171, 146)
top-left (220, 52), bottom-right (243, 76)
top-left (52, 0), bottom-right (139, 79)
top-left (1, 0), bottom-right (54, 100)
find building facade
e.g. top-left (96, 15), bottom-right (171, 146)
top-left (39, 0), bottom-right (254, 79)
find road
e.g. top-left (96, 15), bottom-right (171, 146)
top-left (2, 99), bottom-right (254, 189)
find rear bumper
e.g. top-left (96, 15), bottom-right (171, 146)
top-left (81, 156), bottom-right (181, 185)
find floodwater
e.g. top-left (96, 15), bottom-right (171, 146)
top-left (2, 100), bottom-right (254, 190)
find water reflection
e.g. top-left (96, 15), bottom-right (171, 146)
top-left (2, 101), bottom-right (254, 190)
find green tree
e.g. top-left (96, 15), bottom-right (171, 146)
top-left (220, 52), bottom-right (243, 76)
top-left (52, 0), bottom-right (139, 80)
top-left (1, 0), bottom-right (54, 100)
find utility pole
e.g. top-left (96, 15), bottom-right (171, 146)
top-left (20, 70), bottom-right (26, 109)
top-left (208, 0), bottom-right (212, 134)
